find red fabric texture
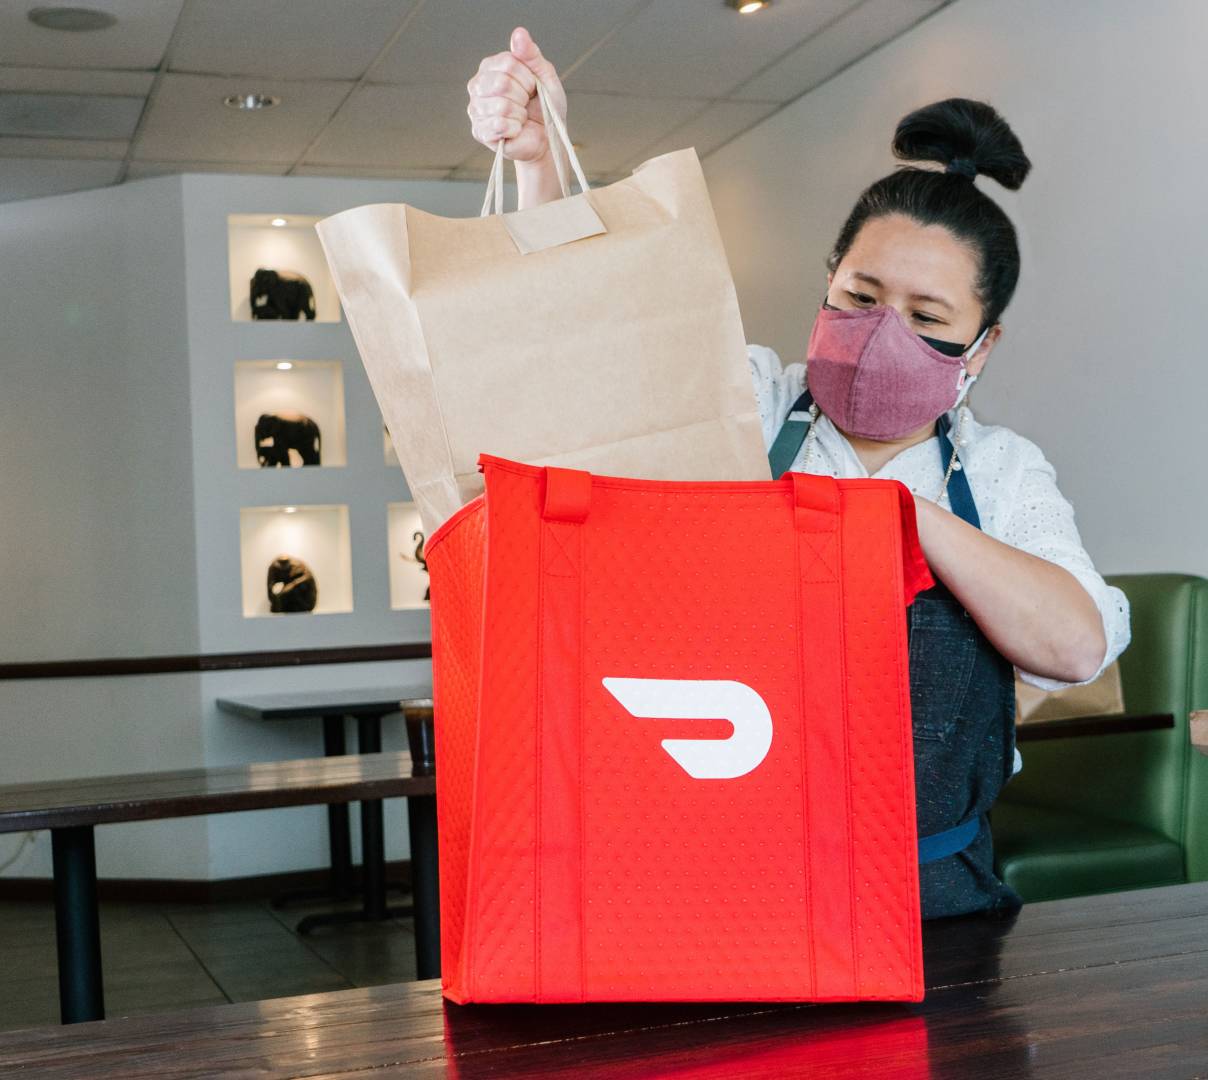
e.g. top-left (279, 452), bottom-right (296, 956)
top-left (425, 454), bottom-right (934, 1004)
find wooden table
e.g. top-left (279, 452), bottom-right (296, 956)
top-left (1015, 711), bottom-right (1174, 742)
top-left (1, 880), bottom-right (1206, 1077)
top-left (215, 685), bottom-right (434, 935)
top-left (0, 751), bottom-right (435, 1026)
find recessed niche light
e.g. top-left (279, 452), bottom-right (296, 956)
top-left (275, 361), bottom-right (293, 371)
top-left (282, 506), bottom-right (298, 514)
top-left (27, 6), bottom-right (117, 31)
top-left (726, 0), bottom-right (769, 12)
top-left (270, 217), bottom-right (287, 227)
top-left (223, 93), bottom-right (280, 111)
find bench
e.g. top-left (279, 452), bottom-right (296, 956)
top-left (0, 880), bottom-right (1205, 1076)
top-left (0, 749), bottom-right (437, 1025)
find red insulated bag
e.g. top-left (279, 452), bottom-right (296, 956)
top-left (425, 453), bottom-right (935, 1004)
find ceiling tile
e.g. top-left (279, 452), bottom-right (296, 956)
top-left (291, 164), bottom-right (452, 179)
top-left (616, 98), bottom-right (781, 171)
top-left (0, 0), bottom-right (185, 69)
top-left (0, 66), bottom-right (156, 96)
top-left (730, 0), bottom-right (949, 102)
top-left (0, 92), bottom-right (143, 139)
top-left (0, 156), bottom-right (121, 203)
top-left (133, 72), bottom-right (353, 164)
top-left (371, 0), bottom-right (645, 86)
top-left (0, 136), bottom-right (128, 160)
top-left (546, 91), bottom-right (709, 173)
top-left (125, 160), bottom-right (289, 179)
top-left (170, 0), bottom-right (407, 80)
top-left (302, 83), bottom-right (484, 169)
top-left (565, 0), bottom-right (860, 100)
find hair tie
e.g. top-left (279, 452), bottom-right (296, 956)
top-left (945, 157), bottom-right (978, 180)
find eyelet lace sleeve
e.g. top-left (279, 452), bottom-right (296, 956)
top-left (997, 433), bottom-right (1132, 691)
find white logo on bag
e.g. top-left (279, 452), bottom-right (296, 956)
top-left (601, 677), bottom-right (773, 779)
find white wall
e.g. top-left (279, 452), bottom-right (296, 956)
top-left (0, 169), bottom-right (496, 881)
top-left (702, 0), bottom-right (1208, 579)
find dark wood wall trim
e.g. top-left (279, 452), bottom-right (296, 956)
top-left (0, 860), bottom-right (413, 905)
top-left (0, 643), bottom-right (432, 681)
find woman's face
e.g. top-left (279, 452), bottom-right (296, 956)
top-left (825, 213), bottom-right (1001, 374)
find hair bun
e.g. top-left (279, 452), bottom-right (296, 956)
top-left (893, 98), bottom-right (1030, 191)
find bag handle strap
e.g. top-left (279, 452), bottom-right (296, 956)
top-left (480, 75), bottom-right (592, 218)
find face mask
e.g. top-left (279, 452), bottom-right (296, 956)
top-left (807, 300), bottom-right (989, 440)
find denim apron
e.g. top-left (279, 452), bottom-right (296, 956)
top-left (769, 390), bottom-right (1024, 919)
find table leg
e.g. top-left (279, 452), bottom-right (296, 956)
top-left (322, 714), bottom-right (353, 900)
top-left (51, 825), bottom-right (104, 1024)
top-left (295, 711), bottom-right (412, 934)
top-left (357, 714), bottom-right (387, 921)
top-left (408, 794), bottom-right (440, 979)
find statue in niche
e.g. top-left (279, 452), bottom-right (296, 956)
top-left (256, 411), bottom-right (321, 467)
top-left (267, 554), bottom-right (317, 613)
top-left (250, 268), bottom-right (317, 320)
top-left (398, 530), bottom-right (430, 603)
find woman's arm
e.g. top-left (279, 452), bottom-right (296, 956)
top-left (911, 494), bottom-right (1108, 683)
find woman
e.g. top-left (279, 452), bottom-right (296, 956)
top-left (466, 28), bottom-right (1131, 919)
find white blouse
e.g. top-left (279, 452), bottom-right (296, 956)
top-left (747, 343), bottom-right (1132, 699)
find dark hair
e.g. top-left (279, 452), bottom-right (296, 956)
top-left (826, 98), bottom-right (1032, 330)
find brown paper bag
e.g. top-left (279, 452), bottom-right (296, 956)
top-left (1015, 660), bottom-right (1126, 724)
top-left (314, 77), bottom-right (768, 536)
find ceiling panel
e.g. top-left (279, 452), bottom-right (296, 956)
top-left (134, 73), bottom-right (353, 164)
top-left (371, 0), bottom-right (647, 87)
top-left (302, 83), bottom-right (483, 169)
top-left (0, 136), bottom-right (128, 159)
top-left (731, 0), bottom-right (949, 102)
top-left (0, 156), bottom-right (121, 203)
top-left (0, 66), bottom-right (155, 96)
top-left (565, 0), bottom-right (861, 100)
top-left (542, 91), bottom-right (708, 174)
top-left (0, 0), bottom-right (184, 69)
top-left (0, 0), bottom-right (956, 204)
top-left (0, 92), bottom-right (143, 139)
top-left (616, 98), bottom-right (782, 172)
top-left (292, 163), bottom-right (453, 180)
top-left (170, 0), bottom-right (408, 81)
top-left (126, 160), bottom-right (288, 179)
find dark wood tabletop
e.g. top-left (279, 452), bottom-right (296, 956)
top-left (2, 880), bottom-right (1206, 1078)
top-left (215, 684), bottom-right (434, 721)
top-left (0, 752), bottom-right (433, 833)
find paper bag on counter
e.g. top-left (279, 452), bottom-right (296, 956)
top-left (314, 77), bottom-right (769, 536)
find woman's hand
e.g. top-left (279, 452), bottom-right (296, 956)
top-left (466, 26), bottom-right (566, 209)
top-left (911, 494), bottom-right (1108, 684)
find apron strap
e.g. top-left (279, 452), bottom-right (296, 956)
top-left (768, 389), bottom-right (817, 481)
top-left (936, 410), bottom-right (981, 530)
top-left (768, 390), bottom-right (982, 530)
top-left (918, 815), bottom-right (982, 864)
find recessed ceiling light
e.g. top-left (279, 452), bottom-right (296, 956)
top-left (223, 93), bottom-right (280, 111)
top-left (726, 0), bottom-right (770, 12)
top-left (270, 217), bottom-right (287, 227)
top-left (282, 506), bottom-right (298, 514)
top-left (275, 361), bottom-right (293, 371)
top-left (27, 6), bottom-right (117, 31)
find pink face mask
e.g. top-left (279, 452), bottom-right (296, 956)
top-left (805, 303), bottom-right (987, 441)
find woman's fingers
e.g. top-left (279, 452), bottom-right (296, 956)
top-left (466, 27), bottom-right (567, 162)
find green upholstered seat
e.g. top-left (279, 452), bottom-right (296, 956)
top-left (990, 573), bottom-right (1208, 902)
top-left (991, 801), bottom-right (1184, 902)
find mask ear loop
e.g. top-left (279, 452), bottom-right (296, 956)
top-left (944, 322), bottom-right (993, 496)
top-left (954, 324), bottom-right (991, 407)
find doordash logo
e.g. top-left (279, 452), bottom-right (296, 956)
top-left (601, 677), bottom-right (773, 780)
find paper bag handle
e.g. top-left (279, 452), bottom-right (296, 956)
top-left (480, 76), bottom-right (591, 218)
